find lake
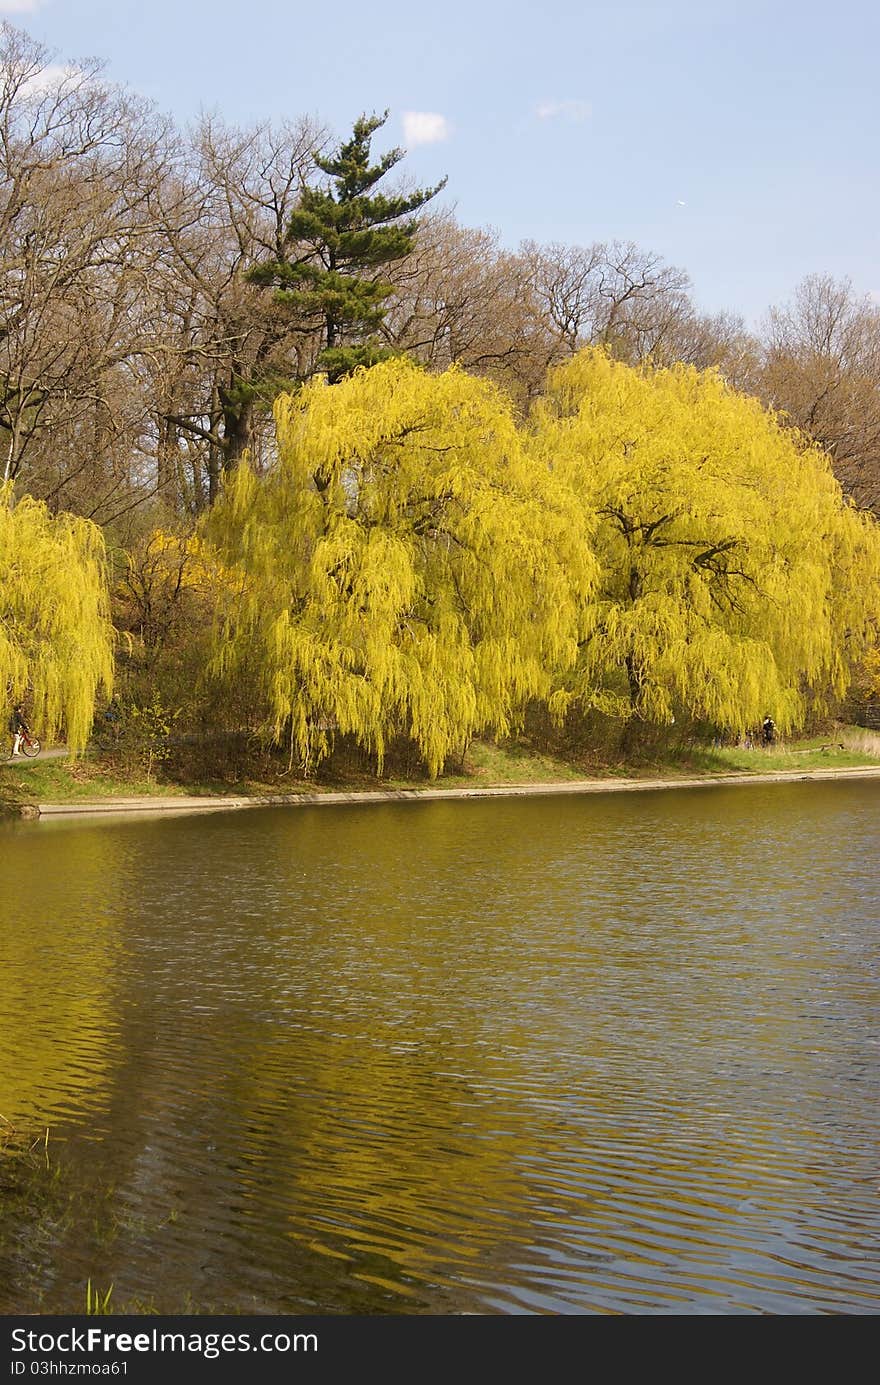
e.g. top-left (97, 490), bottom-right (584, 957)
top-left (1, 779), bottom-right (878, 1314)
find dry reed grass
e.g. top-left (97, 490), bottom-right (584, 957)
top-left (837, 725), bottom-right (880, 758)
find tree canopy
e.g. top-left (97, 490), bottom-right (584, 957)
top-left (250, 111), bottom-right (446, 384)
top-left (4, 18), bottom-right (879, 775)
top-left (202, 358), bottom-right (595, 774)
top-left (1, 486), bottom-right (114, 750)
top-left (529, 349), bottom-right (880, 735)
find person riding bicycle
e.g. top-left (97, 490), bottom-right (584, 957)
top-left (8, 703), bottom-right (30, 757)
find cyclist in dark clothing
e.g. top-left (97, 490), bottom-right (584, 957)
top-left (8, 704), bottom-right (29, 757)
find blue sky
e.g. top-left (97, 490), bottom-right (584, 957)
top-left (7, 0), bottom-right (880, 329)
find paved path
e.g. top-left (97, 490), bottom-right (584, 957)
top-left (5, 746), bottom-right (69, 764)
top-left (28, 762), bottom-right (880, 820)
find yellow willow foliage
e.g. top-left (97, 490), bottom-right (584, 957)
top-left (529, 348), bottom-right (880, 733)
top-left (0, 485), bottom-right (114, 750)
top-left (860, 645), bottom-right (880, 698)
top-left (144, 530), bottom-right (243, 596)
top-left (202, 359), bottom-right (597, 774)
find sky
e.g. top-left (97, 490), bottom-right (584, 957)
top-left (5, 0), bottom-right (879, 330)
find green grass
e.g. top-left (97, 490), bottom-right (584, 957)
top-left (676, 743), bottom-right (877, 775)
top-left (2, 725), bottom-right (879, 814)
top-left (85, 1280), bottom-right (114, 1316)
top-left (0, 756), bottom-right (188, 807)
top-left (658, 727), bottom-right (880, 777)
top-left (385, 738), bottom-right (589, 789)
top-left (428, 729), bottom-right (880, 787)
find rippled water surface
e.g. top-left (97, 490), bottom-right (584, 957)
top-left (1, 781), bottom-right (878, 1314)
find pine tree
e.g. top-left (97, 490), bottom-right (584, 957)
top-left (251, 111), bottom-right (446, 383)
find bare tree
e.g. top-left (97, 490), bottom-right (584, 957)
top-left (0, 24), bottom-right (176, 521)
top-left (760, 275), bottom-right (880, 512)
top-left (641, 307), bottom-right (760, 391)
top-left (519, 239), bottom-right (693, 362)
top-left (150, 113), bottom-right (326, 506)
top-left (385, 226), bottom-right (758, 406)
top-left (383, 213), bottom-right (555, 401)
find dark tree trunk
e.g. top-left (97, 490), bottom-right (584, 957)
top-left (156, 415), bottom-right (178, 502)
top-left (207, 447), bottom-right (222, 506)
top-left (220, 392), bottom-right (254, 475)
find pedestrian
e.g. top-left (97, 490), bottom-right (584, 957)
top-left (8, 703), bottom-right (29, 757)
top-left (761, 714), bottom-right (776, 747)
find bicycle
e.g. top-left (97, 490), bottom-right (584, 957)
top-left (9, 727), bottom-right (42, 759)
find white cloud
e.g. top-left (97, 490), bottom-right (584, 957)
top-left (869, 290), bottom-right (880, 306)
top-left (535, 98), bottom-right (592, 123)
top-left (402, 111), bottom-right (451, 146)
top-left (0, 61), bottom-right (86, 100)
top-left (23, 62), bottom-right (76, 89)
top-left (0, 2), bottom-right (45, 14)
top-left (21, 63), bottom-right (82, 94)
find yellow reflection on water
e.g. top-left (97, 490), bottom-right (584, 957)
top-left (0, 822), bottom-right (124, 1127)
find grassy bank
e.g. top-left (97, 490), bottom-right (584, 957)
top-left (3, 724), bottom-right (880, 814)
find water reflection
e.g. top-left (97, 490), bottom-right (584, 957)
top-left (0, 821), bottom-right (124, 1127)
top-left (1, 782), bottom-right (878, 1313)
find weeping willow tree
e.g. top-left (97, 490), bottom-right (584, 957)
top-left (529, 348), bottom-right (880, 736)
top-left (0, 486), bottom-right (114, 751)
top-left (202, 358), bottom-right (596, 774)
